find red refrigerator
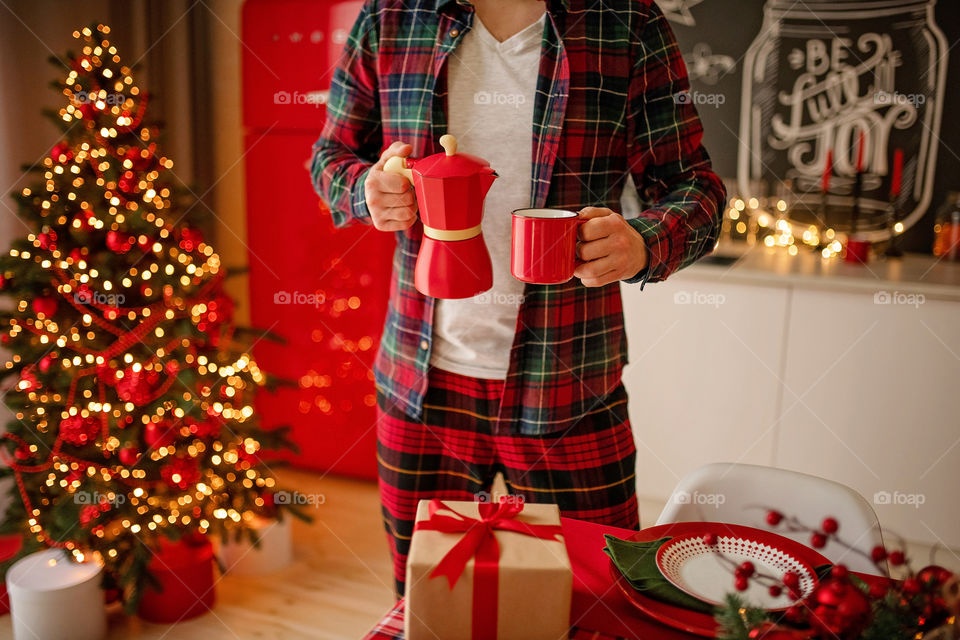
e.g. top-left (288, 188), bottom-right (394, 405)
top-left (241, 0), bottom-right (394, 479)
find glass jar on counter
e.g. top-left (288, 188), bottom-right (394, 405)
top-left (737, 0), bottom-right (948, 241)
top-left (933, 192), bottom-right (960, 261)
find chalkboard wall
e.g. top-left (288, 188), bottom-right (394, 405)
top-left (662, 0), bottom-right (960, 253)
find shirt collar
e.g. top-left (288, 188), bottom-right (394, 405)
top-left (434, 0), bottom-right (567, 15)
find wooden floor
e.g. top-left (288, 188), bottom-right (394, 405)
top-left (0, 469), bottom-right (955, 640)
top-left (0, 469), bottom-right (397, 640)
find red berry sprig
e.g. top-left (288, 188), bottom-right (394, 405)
top-left (701, 531), bottom-right (802, 598)
top-left (743, 509), bottom-right (957, 637)
top-left (758, 507), bottom-right (902, 575)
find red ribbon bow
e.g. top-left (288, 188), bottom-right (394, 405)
top-left (415, 498), bottom-right (564, 639)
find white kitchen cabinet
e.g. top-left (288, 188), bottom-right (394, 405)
top-left (778, 288), bottom-right (960, 549)
top-left (622, 276), bottom-right (790, 506)
top-left (621, 245), bottom-right (960, 550)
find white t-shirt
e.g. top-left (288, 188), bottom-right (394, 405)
top-left (429, 13), bottom-right (545, 380)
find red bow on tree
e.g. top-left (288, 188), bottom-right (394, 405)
top-left (415, 498), bottom-right (564, 639)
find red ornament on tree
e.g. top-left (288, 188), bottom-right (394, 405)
top-left (36, 230), bottom-right (57, 250)
top-left (17, 367), bottom-right (40, 392)
top-left (160, 456), bottom-right (200, 490)
top-left (186, 418), bottom-right (220, 440)
top-left (114, 366), bottom-right (160, 404)
top-left (79, 504), bottom-right (102, 528)
top-left (117, 175), bottom-right (137, 195)
top-left (74, 210), bottom-right (96, 230)
top-left (38, 355), bottom-right (53, 373)
top-left (106, 230), bottom-right (133, 253)
top-left (235, 447), bottom-right (261, 469)
top-left (50, 142), bottom-right (73, 162)
top-left (144, 420), bottom-right (178, 449)
top-left (178, 227), bottom-right (203, 252)
top-left (32, 296), bottom-right (58, 318)
top-left (123, 146), bottom-right (154, 171)
top-left (118, 445), bottom-right (140, 466)
top-left (195, 295), bottom-right (233, 335)
top-left (59, 414), bottom-right (100, 447)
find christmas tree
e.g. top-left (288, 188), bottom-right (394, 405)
top-left (0, 24), bottom-right (298, 610)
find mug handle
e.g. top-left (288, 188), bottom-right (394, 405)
top-left (574, 217), bottom-right (588, 266)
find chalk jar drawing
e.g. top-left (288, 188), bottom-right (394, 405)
top-left (738, 0), bottom-right (947, 239)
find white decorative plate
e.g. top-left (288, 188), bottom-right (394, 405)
top-left (656, 533), bottom-right (818, 610)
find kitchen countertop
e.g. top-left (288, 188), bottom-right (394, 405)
top-left (675, 242), bottom-right (960, 301)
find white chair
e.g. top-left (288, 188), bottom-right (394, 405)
top-left (656, 463), bottom-right (886, 575)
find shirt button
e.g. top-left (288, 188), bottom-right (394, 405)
top-left (449, 28), bottom-right (460, 38)
top-left (420, 340), bottom-right (429, 350)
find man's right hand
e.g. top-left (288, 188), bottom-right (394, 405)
top-left (364, 141), bottom-right (418, 231)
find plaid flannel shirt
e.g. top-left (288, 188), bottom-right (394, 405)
top-left (310, 0), bottom-right (726, 435)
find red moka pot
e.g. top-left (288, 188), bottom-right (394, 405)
top-left (384, 135), bottom-right (497, 299)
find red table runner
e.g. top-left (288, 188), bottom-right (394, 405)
top-left (564, 516), bottom-right (704, 639)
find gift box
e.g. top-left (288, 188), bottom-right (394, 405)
top-left (137, 533), bottom-right (215, 623)
top-left (405, 499), bottom-right (572, 640)
top-left (217, 516), bottom-right (293, 576)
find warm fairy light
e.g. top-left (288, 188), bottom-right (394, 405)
top-left (801, 225), bottom-right (820, 247)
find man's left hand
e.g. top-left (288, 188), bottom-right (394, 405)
top-left (574, 207), bottom-right (649, 287)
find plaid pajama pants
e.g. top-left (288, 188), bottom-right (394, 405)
top-left (376, 367), bottom-right (640, 596)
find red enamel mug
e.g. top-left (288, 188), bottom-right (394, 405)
top-left (511, 208), bottom-right (584, 284)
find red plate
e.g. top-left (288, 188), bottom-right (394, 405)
top-left (609, 522), bottom-right (831, 638)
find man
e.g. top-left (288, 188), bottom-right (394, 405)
top-left (311, 0), bottom-right (725, 596)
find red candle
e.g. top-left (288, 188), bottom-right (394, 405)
top-left (890, 149), bottom-right (903, 199)
top-left (822, 149), bottom-right (833, 192)
top-left (856, 130), bottom-right (865, 173)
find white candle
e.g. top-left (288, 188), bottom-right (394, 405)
top-left (219, 516), bottom-right (293, 576)
top-left (6, 549), bottom-right (106, 640)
